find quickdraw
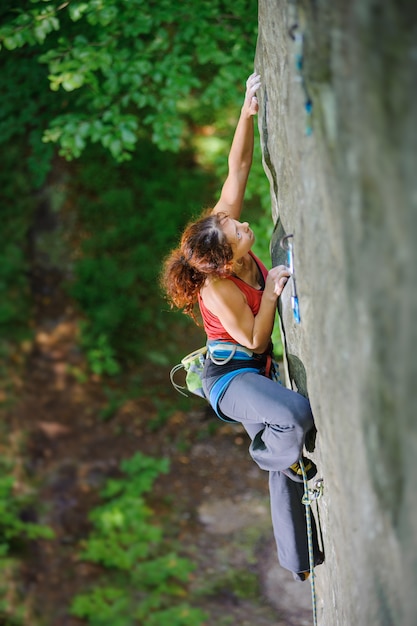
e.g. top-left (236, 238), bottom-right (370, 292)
top-left (280, 233), bottom-right (300, 324)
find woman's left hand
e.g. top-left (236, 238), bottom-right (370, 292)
top-left (243, 72), bottom-right (261, 117)
top-left (270, 264), bottom-right (291, 297)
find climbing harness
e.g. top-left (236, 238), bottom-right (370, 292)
top-left (170, 340), bottom-right (279, 423)
top-left (280, 234), bottom-right (300, 323)
top-left (300, 459), bottom-right (324, 626)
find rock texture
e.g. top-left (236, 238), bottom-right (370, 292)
top-left (256, 1), bottom-right (417, 625)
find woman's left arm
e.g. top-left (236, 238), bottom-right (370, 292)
top-left (212, 73), bottom-right (261, 219)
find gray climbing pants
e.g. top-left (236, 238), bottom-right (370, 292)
top-left (217, 370), bottom-right (321, 575)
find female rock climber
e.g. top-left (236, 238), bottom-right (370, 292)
top-left (161, 72), bottom-right (323, 580)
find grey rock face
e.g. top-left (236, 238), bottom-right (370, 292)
top-left (256, 1), bottom-right (417, 624)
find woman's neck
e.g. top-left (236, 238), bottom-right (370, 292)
top-left (233, 251), bottom-right (252, 272)
top-left (233, 253), bottom-right (262, 289)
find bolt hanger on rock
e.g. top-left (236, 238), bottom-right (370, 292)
top-left (280, 234), bottom-right (301, 324)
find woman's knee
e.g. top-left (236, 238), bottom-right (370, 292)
top-left (292, 393), bottom-right (314, 431)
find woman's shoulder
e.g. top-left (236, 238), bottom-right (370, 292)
top-left (202, 275), bottom-right (244, 295)
top-left (200, 275), bottom-right (246, 308)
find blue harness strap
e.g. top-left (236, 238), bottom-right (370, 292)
top-left (207, 340), bottom-right (255, 363)
top-left (209, 367), bottom-right (259, 423)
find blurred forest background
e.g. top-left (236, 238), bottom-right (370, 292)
top-left (0, 2), bottom-right (285, 625)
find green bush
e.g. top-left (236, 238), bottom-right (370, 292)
top-left (0, 0), bottom-right (257, 164)
top-left (70, 452), bottom-right (207, 626)
top-left (0, 460), bottom-right (54, 625)
top-left (0, 472), bottom-right (54, 557)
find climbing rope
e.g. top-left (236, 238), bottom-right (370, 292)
top-left (300, 459), bottom-right (324, 626)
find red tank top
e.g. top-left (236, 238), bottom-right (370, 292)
top-left (198, 251), bottom-right (269, 341)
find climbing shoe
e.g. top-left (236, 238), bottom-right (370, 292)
top-left (282, 457), bottom-right (317, 483)
top-left (305, 425), bottom-right (317, 453)
top-left (293, 571), bottom-right (310, 582)
top-left (293, 552), bottom-right (324, 581)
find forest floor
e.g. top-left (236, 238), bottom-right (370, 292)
top-left (2, 261), bottom-right (315, 626)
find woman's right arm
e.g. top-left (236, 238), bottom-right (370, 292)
top-left (201, 265), bottom-right (290, 353)
top-left (211, 73), bottom-right (261, 220)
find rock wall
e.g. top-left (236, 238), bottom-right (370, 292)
top-left (256, 1), bottom-right (417, 624)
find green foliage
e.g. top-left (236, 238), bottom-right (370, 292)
top-left (0, 35), bottom-right (63, 187)
top-left (0, 142), bottom-right (34, 344)
top-left (0, 471), bottom-right (54, 557)
top-left (0, 0), bottom-right (257, 171)
top-left (80, 327), bottom-right (121, 377)
top-left (67, 142), bottom-right (214, 370)
top-left (70, 452), bottom-right (207, 625)
top-left (0, 456), bottom-right (54, 624)
top-left (0, 1), bottom-right (277, 370)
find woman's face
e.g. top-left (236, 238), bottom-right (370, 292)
top-left (220, 215), bottom-right (255, 259)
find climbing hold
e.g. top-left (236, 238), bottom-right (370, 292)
top-left (288, 23), bottom-right (298, 41)
top-left (288, 14), bottom-right (313, 135)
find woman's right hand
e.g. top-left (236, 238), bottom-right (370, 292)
top-left (243, 72), bottom-right (261, 117)
top-left (265, 265), bottom-right (291, 299)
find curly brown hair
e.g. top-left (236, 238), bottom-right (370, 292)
top-left (161, 212), bottom-right (234, 319)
